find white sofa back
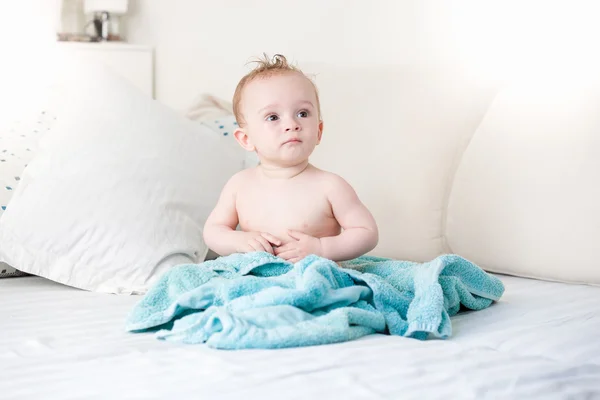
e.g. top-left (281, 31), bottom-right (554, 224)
top-left (308, 64), bottom-right (496, 260)
top-left (5, 54), bottom-right (598, 287)
top-left (307, 64), bottom-right (599, 285)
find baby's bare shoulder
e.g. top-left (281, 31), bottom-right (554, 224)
top-left (218, 168), bottom-right (258, 199)
top-left (311, 167), bottom-right (353, 190)
top-left (228, 167), bottom-right (258, 186)
top-left (315, 171), bottom-right (362, 212)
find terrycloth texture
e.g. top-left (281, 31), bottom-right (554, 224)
top-left (125, 252), bottom-right (505, 349)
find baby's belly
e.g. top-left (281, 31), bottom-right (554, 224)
top-left (239, 214), bottom-right (341, 244)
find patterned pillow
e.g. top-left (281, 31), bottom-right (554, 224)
top-left (199, 115), bottom-right (259, 168)
top-left (0, 110), bottom-right (57, 278)
top-left (185, 94), bottom-right (258, 168)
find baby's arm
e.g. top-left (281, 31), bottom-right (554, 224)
top-left (203, 174), bottom-right (281, 256)
top-left (319, 174), bottom-right (379, 261)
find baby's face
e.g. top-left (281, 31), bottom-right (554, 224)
top-left (238, 72), bottom-right (323, 167)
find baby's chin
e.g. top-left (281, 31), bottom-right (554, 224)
top-left (274, 157), bottom-right (310, 168)
top-left (256, 145), bottom-right (316, 167)
top-left (260, 154), bottom-right (310, 168)
top-left (278, 149), bottom-right (315, 165)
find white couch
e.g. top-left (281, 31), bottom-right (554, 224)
top-left (303, 63), bottom-right (600, 286)
top-left (2, 55), bottom-right (598, 290)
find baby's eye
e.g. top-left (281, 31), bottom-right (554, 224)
top-left (266, 114), bottom-right (279, 122)
top-left (297, 110), bottom-right (309, 118)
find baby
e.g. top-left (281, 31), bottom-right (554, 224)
top-left (203, 54), bottom-right (378, 263)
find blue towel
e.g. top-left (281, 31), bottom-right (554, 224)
top-left (125, 252), bottom-right (504, 349)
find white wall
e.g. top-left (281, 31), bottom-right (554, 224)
top-left (7, 0), bottom-right (599, 112)
top-left (1, 1), bottom-right (63, 127)
top-left (124, 0), bottom-right (600, 111)
top-left (125, 0), bottom-right (444, 111)
top-left (5, 0), bottom-right (600, 113)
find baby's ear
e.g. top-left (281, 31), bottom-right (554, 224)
top-left (317, 120), bottom-right (324, 144)
top-left (234, 128), bottom-right (255, 151)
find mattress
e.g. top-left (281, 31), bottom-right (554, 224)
top-left (2, 273), bottom-right (600, 400)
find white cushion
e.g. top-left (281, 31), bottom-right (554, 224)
top-left (0, 106), bottom-right (57, 279)
top-left (446, 82), bottom-right (600, 285)
top-left (0, 60), bottom-right (242, 294)
top-left (308, 64), bottom-right (495, 261)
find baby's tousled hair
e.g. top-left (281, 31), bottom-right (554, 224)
top-left (232, 53), bottom-right (321, 127)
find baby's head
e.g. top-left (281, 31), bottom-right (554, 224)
top-left (232, 54), bottom-right (323, 168)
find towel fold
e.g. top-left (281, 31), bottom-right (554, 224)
top-left (125, 252), bottom-right (504, 349)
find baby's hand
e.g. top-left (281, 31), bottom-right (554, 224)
top-left (236, 232), bottom-right (282, 255)
top-left (274, 230), bottom-right (323, 263)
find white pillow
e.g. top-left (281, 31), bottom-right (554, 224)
top-left (0, 61), bottom-right (242, 294)
top-left (446, 82), bottom-right (600, 285)
top-left (0, 108), bottom-right (57, 278)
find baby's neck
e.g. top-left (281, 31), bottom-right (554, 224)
top-left (258, 160), bottom-right (310, 180)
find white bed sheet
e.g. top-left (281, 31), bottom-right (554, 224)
top-left (2, 274), bottom-right (600, 400)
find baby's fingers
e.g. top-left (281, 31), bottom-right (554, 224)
top-left (255, 236), bottom-right (274, 254)
top-left (274, 243), bottom-right (294, 256)
top-left (276, 248), bottom-right (299, 260)
top-left (260, 232), bottom-right (282, 247)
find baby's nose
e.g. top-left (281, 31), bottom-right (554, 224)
top-left (285, 124), bottom-right (301, 132)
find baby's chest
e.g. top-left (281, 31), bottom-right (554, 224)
top-left (237, 188), bottom-right (331, 228)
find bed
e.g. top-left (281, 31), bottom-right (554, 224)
top-left (2, 273), bottom-right (599, 399)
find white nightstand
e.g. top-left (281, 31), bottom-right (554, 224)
top-left (56, 42), bottom-right (154, 98)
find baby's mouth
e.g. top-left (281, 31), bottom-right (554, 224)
top-left (282, 138), bottom-right (302, 145)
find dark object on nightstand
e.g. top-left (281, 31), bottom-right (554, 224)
top-left (91, 11), bottom-right (111, 41)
